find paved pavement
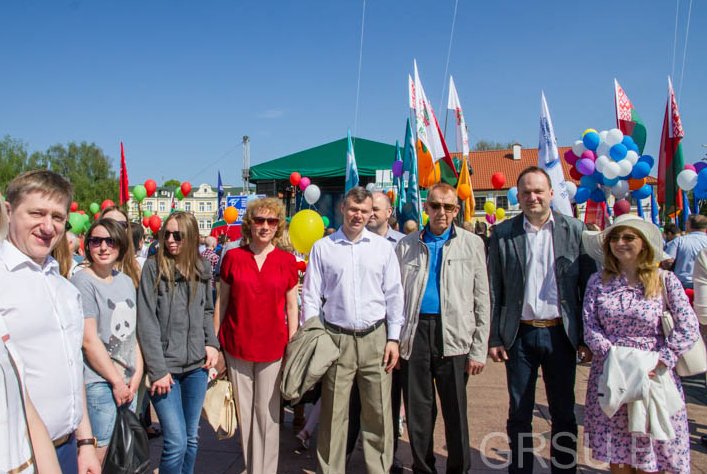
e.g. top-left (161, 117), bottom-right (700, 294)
top-left (148, 361), bottom-right (707, 473)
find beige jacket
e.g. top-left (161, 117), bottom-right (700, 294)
top-left (692, 248), bottom-right (707, 325)
top-left (395, 225), bottom-right (490, 362)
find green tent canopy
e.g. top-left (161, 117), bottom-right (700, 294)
top-left (250, 137), bottom-right (397, 181)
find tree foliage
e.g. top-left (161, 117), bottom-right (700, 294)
top-left (163, 179), bottom-right (180, 189)
top-left (473, 140), bottom-right (518, 151)
top-left (0, 135), bottom-right (118, 212)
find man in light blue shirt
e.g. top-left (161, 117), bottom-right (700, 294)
top-left (664, 215), bottom-right (707, 288)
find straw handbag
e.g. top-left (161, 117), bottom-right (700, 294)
top-left (201, 377), bottom-right (238, 440)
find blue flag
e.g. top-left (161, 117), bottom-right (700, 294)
top-left (403, 119), bottom-right (421, 226)
top-left (217, 170), bottom-right (224, 220)
top-left (682, 190), bottom-right (690, 230)
top-left (345, 130), bottom-right (359, 193)
top-left (651, 187), bottom-right (660, 225)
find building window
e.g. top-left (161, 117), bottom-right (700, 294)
top-left (206, 202), bottom-right (212, 211)
top-left (205, 219), bottom-right (212, 228)
top-left (145, 201), bottom-right (153, 211)
top-left (496, 196), bottom-right (508, 209)
top-left (475, 196), bottom-right (486, 210)
top-left (199, 202), bottom-right (205, 212)
top-left (159, 201), bottom-right (165, 212)
top-left (185, 201), bottom-right (191, 212)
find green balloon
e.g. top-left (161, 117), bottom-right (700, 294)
top-left (175, 189), bottom-right (184, 200)
top-left (132, 185), bottom-right (147, 202)
top-left (322, 216), bottom-right (330, 228)
top-left (143, 210), bottom-right (153, 218)
top-left (68, 212), bottom-right (84, 233)
top-left (89, 202), bottom-right (100, 214)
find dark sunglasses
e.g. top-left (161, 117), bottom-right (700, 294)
top-left (87, 236), bottom-right (116, 248)
top-left (427, 202), bottom-right (457, 213)
top-left (608, 233), bottom-right (638, 243)
top-left (252, 216), bottom-right (280, 226)
top-left (164, 230), bottom-right (183, 242)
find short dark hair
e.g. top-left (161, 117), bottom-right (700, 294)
top-left (131, 222), bottom-right (145, 250)
top-left (663, 223), bottom-right (679, 235)
top-left (343, 186), bottom-right (372, 206)
top-left (517, 166), bottom-right (552, 189)
top-left (689, 215), bottom-right (707, 231)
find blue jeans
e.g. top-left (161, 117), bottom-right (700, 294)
top-left (86, 381), bottom-right (138, 446)
top-left (505, 324), bottom-right (577, 474)
top-left (151, 368), bottom-right (208, 474)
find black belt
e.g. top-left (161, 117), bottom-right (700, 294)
top-left (324, 318), bottom-right (384, 337)
top-left (419, 313), bottom-right (440, 319)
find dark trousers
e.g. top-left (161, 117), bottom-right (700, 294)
top-left (55, 435), bottom-right (78, 473)
top-left (505, 324), bottom-right (578, 474)
top-left (402, 316), bottom-right (470, 474)
top-left (346, 367), bottom-right (402, 458)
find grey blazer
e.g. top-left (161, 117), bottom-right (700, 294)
top-left (487, 212), bottom-right (596, 350)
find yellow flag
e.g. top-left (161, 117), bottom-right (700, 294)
top-left (456, 155), bottom-right (475, 222)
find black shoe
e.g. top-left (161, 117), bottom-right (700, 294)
top-left (390, 457), bottom-right (404, 473)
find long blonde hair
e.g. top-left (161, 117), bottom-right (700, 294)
top-left (601, 225), bottom-right (660, 298)
top-left (156, 211), bottom-right (202, 290)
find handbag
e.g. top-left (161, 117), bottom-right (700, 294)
top-left (201, 376), bottom-right (238, 440)
top-left (660, 272), bottom-right (707, 377)
top-left (102, 406), bottom-right (151, 474)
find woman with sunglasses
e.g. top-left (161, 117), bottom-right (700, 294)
top-left (137, 211), bottom-right (219, 473)
top-left (100, 206), bottom-right (141, 287)
top-left (70, 218), bottom-right (143, 464)
top-left (216, 198), bottom-right (298, 474)
top-left (581, 215), bottom-right (700, 474)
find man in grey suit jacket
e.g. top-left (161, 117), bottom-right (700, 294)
top-left (488, 167), bottom-right (595, 474)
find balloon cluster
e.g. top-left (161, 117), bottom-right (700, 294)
top-left (563, 128), bottom-right (653, 205)
top-left (677, 162), bottom-right (707, 199)
top-left (483, 201), bottom-right (506, 225)
top-left (290, 172), bottom-right (321, 205)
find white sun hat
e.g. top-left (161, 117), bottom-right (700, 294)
top-left (582, 214), bottom-right (666, 265)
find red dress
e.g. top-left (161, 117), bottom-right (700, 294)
top-left (219, 246), bottom-right (298, 362)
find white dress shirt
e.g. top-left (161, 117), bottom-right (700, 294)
top-left (0, 241), bottom-right (85, 440)
top-left (302, 228), bottom-right (405, 340)
top-left (521, 215), bottom-right (560, 321)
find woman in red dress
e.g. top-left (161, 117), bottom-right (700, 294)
top-left (216, 198), bottom-right (299, 474)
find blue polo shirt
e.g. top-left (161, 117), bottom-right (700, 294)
top-left (420, 225), bottom-right (452, 314)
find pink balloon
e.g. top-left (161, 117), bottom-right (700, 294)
top-left (581, 150), bottom-right (597, 162)
top-left (299, 177), bottom-right (311, 191)
top-left (613, 199), bottom-right (631, 217)
top-left (576, 158), bottom-right (595, 176)
top-left (485, 214), bottom-right (497, 225)
top-left (564, 149), bottom-right (579, 166)
top-left (685, 164), bottom-right (697, 172)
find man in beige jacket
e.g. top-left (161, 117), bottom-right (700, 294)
top-left (395, 183), bottom-right (490, 473)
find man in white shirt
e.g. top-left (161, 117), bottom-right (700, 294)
top-left (1, 170), bottom-right (100, 474)
top-left (302, 186), bottom-right (404, 474)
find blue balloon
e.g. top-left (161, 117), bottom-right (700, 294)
top-left (698, 168), bottom-right (707, 187)
top-left (639, 154), bottom-right (655, 168)
top-left (580, 176), bottom-right (597, 188)
top-left (610, 144), bottom-right (628, 161)
top-left (622, 136), bottom-right (638, 152)
top-left (574, 186), bottom-right (591, 204)
top-left (631, 184), bottom-right (652, 200)
top-left (602, 176), bottom-right (619, 187)
top-left (631, 161), bottom-right (651, 179)
top-left (695, 181), bottom-right (707, 200)
top-left (590, 188), bottom-right (606, 202)
top-left (507, 186), bottom-right (518, 206)
top-left (582, 132), bottom-right (601, 151)
top-left (592, 170), bottom-right (604, 182)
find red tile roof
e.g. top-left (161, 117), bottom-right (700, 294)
top-left (460, 147), bottom-right (656, 191)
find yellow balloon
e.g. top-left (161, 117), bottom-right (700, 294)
top-left (483, 201), bottom-right (496, 215)
top-left (289, 210), bottom-right (325, 255)
top-left (422, 212), bottom-right (429, 226)
top-left (495, 208), bottom-right (506, 220)
top-left (582, 128), bottom-right (598, 137)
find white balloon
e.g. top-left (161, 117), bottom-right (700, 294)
top-left (596, 142), bottom-right (610, 158)
top-left (599, 130), bottom-right (609, 142)
top-left (595, 155), bottom-right (611, 173)
top-left (618, 159), bottom-right (633, 177)
top-left (605, 128), bottom-right (624, 146)
top-left (304, 184), bottom-right (321, 205)
top-left (572, 140), bottom-right (586, 157)
top-left (677, 169), bottom-right (698, 191)
top-left (625, 150), bottom-right (639, 166)
top-left (611, 180), bottom-right (629, 199)
top-left (564, 181), bottom-right (577, 200)
top-left (365, 183), bottom-right (376, 192)
top-left (603, 162), bottom-right (621, 179)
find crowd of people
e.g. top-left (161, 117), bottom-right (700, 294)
top-left (0, 166), bottom-right (704, 474)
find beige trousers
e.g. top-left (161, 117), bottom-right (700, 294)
top-left (316, 323), bottom-right (393, 474)
top-left (225, 353), bottom-right (282, 474)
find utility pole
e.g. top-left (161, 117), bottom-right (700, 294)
top-left (242, 135), bottom-right (250, 194)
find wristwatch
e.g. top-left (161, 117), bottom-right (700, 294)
top-left (77, 437), bottom-right (97, 449)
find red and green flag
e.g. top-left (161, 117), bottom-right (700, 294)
top-left (614, 79), bottom-right (647, 155)
top-left (657, 77), bottom-right (685, 217)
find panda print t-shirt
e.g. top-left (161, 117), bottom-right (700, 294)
top-left (71, 270), bottom-right (138, 385)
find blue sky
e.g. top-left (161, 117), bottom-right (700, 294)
top-left (1, 0), bottom-right (705, 187)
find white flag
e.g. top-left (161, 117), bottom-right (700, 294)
top-left (538, 91), bottom-right (573, 216)
top-left (413, 60), bottom-right (446, 162)
top-left (447, 76), bottom-right (470, 157)
top-left (408, 75), bottom-right (415, 109)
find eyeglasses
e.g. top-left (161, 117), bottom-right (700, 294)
top-left (252, 216), bottom-right (280, 227)
top-left (608, 233), bottom-right (638, 243)
top-left (164, 230), bottom-right (183, 242)
top-left (87, 236), bottom-right (116, 248)
top-left (427, 202), bottom-right (458, 213)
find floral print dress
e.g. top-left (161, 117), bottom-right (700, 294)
top-left (582, 270), bottom-right (700, 473)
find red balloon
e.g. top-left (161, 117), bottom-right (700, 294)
top-left (77, 210), bottom-right (85, 215)
top-left (296, 260), bottom-right (307, 273)
top-left (70, 201), bottom-right (79, 212)
top-left (613, 199), bottom-right (631, 217)
top-left (569, 167), bottom-right (582, 181)
top-left (144, 179), bottom-right (157, 197)
top-left (491, 172), bottom-right (506, 190)
top-left (149, 215), bottom-right (162, 233)
top-left (94, 213), bottom-right (101, 220)
top-left (101, 199), bottom-right (115, 210)
top-left (142, 217), bottom-right (150, 228)
top-left (289, 172), bottom-right (302, 186)
top-left (180, 182), bottom-right (192, 197)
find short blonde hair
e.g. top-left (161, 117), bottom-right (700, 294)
top-left (240, 198), bottom-right (286, 247)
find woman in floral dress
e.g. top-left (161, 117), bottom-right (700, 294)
top-left (581, 214), bottom-right (700, 473)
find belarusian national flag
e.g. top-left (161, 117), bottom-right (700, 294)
top-left (657, 77), bottom-right (685, 217)
top-left (614, 79), bottom-right (647, 155)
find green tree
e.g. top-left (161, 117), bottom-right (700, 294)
top-left (163, 179), bottom-right (180, 190)
top-left (473, 140), bottom-right (518, 151)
